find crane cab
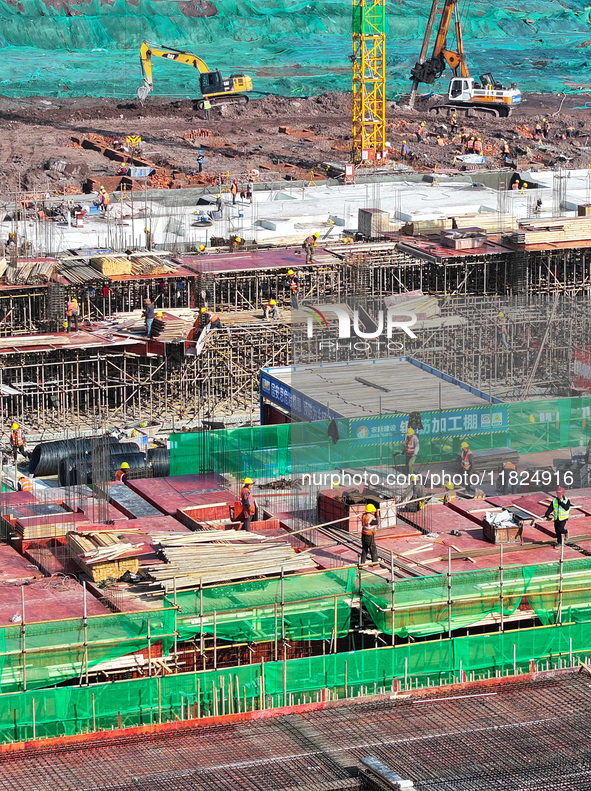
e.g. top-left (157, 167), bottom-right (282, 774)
top-left (199, 70), bottom-right (253, 104)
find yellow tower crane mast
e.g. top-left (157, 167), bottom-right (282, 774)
top-left (351, 0), bottom-right (386, 163)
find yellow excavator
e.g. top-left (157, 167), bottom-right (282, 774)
top-left (136, 41), bottom-right (253, 109)
top-left (409, 0), bottom-right (521, 117)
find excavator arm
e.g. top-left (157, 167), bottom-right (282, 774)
top-left (137, 41), bottom-right (211, 101)
top-left (409, 0), bottom-right (469, 105)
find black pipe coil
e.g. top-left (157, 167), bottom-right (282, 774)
top-left (147, 446), bottom-right (170, 478)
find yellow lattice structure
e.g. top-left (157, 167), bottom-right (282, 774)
top-left (352, 0), bottom-right (386, 163)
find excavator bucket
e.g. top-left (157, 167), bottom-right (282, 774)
top-left (136, 84), bottom-right (151, 103)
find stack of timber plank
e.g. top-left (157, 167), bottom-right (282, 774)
top-left (89, 254), bottom-right (132, 276)
top-left (68, 531), bottom-right (140, 582)
top-left (129, 255), bottom-right (177, 276)
top-left (507, 216), bottom-right (591, 245)
top-left (146, 531), bottom-right (316, 590)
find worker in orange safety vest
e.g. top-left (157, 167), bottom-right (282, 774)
top-left (115, 461), bottom-right (130, 483)
top-left (360, 503), bottom-right (379, 564)
top-left (18, 475), bottom-right (33, 492)
top-left (66, 297), bottom-right (79, 332)
top-left (404, 428), bottom-right (419, 476)
top-left (10, 422), bottom-right (28, 463)
top-left (240, 477), bottom-right (255, 531)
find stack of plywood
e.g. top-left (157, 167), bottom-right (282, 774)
top-left (129, 255), bottom-right (177, 276)
top-left (68, 531), bottom-right (139, 582)
top-left (507, 216), bottom-right (591, 245)
top-left (146, 531), bottom-right (316, 590)
top-left (89, 254), bottom-right (132, 276)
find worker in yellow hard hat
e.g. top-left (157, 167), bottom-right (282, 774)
top-left (215, 193), bottom-right (223, 215)
top-left (117, 162), bottom-right (127, 175)
top-left (231, 236), bottom-right (243, 253)
top-left (441, 480), bottom-right (457, 504)
top-left (200, 306), bottom-right (222, 329)
top-left (404, 426), bottom-right (419, 476)
top-left (198, 244), bottom-right (206, 254)
top-left (360, 503), bottom-right (379, 564)
top-left (10, 422), bottom-right (29, 463)
top-left (116, 461), bottom-right (130, 483)
top-left (460, 441), bottom-right (474, 491)
top-left (65, 296), bottom-right (80, 333)
top-left (264, 298), bottom-right (279, 320)
top-left (156, 310), bottom-right (163, 318)
top-left (240, 477), bottom-right (255, 531)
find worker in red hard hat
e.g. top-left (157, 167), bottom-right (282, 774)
top-left (544, 487), bottom-right (571, 548)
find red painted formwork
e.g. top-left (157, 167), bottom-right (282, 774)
top-left (0, 578), bottom-right (110, 626)
top-left (23, 537), bottom-right (79, 577)
top-left (0, 491), bottom-right (37, 510)
top-left (0, 544), bottom-right (44, 583)
top-left (127, 477), bottom-right (235, 516)
top-left (63, 498), bottom-right (129, 522)
top-left (487, 493), bottom-right (588, 519)
top-left (153, 473), bottom-right (227, 493)
top-left (174, 248), bottom-right (314, 275)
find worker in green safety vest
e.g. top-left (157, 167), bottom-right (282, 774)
top-left (544, 486), bottom-right (571, 547)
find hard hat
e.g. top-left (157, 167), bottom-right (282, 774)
top-left (244, 477), bottom-right (253, 485)
top-left (216, 193), bottom-right (221, 198)
top-left (144, 227), bottom-right (149, 233)
top-left (314, 232), bottom-right (320, 238)
top-left (62, 321), bottom-right (68, 328)
top-left (445, 481), bottom-right (455, 490)
top-left (556, 487), bottom-right (566, 496)
top-left (72, 298), bottom-right (78, 303)
top-left (523, 182), bottom-right (528, 187)
top-left (121, 462), bottom-right (130, 469)
top-left (402, 139), bottom-right (407, 143)
top-left (199, 244), bottom-right (205, 251)
top-left (542, 118), bottom-right (547, 122)
top-left (461, 441), bottom-right (469, 449)
top-left (198, 149), bottom-right (203, 153)
top-left (406, 427), bottom-right (414, 436)
top-left (269, 299), bottom-right (276, 305)
top-left (365, 503), bottom-right (377, 513)
top-left (288, 269), bottom-right (294, 275)
top-left (11, 423), bottom-right (18, 430)
top-left (200, 307), bottom-right (207, 313)
top-left (235, 237), bottom-right (242, 242)
top-left (156, 311), bottom-right (163, 317)
top-left (498, 311), bottom-right (505, 318)
top-left (420, 122), bottom-right (425, 126)
top-left (120, 161), bottom-right (126, 166)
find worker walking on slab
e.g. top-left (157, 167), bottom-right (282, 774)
top-left (545, 487), bottom-right (571, 547)
top-left (10, 423), bottom-right (29, 463)
top-left (200, 306), bottom-right (222, 329)
top-left (360, 503), bottom-right (379, 564)
top-left (231, 179), bottom-right (238, 205)
top-left (143, 299), bottom-right (155, 338)
top-left (287, 269), bottom-right (301, 309)
top-left (66, 297), bottom-right (80, 333)
top-left (240, 477), bottom-right (255, 531)
top-left (264, 299), bottom-right (278, 320)
top-left (116, 461), bottom-right (130, 483)
top-left (404, 427), bottom-right (419, 477)
top-left (215, 194), bottom-right (223, 217)
top-left (303, 232), bottom-right (320, 264)
top-left (460, 441), bottom-right (474, 491)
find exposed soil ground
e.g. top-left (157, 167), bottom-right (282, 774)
top-left (1, 91), bottom-right (590, 196)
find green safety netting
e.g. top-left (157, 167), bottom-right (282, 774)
top-left (168, 567), bottom-right (357, 643)
top-left (361, 558), bottom-right (591, 637)
top-left (2, 619), bottom-right (591, 743)
top-left (0, 609), bottom-right (176, 693)
top-left (170, 395), bottom-right (591, 479)
top-left (2, 0), bottom-right (591, 97)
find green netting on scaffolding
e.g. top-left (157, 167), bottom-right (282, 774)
top-left (2, 0), bottom-right (591, 97)
top-left (168, 567), bottom-right (356, 642)
top-left (169, 396), bottom-right (591, 479)
top-left (361, 558), bottom-right (591, 638)
top-left (3, 619), bottom-right (591, 743)
top-left (0, 608), bottom-right (176, 693)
